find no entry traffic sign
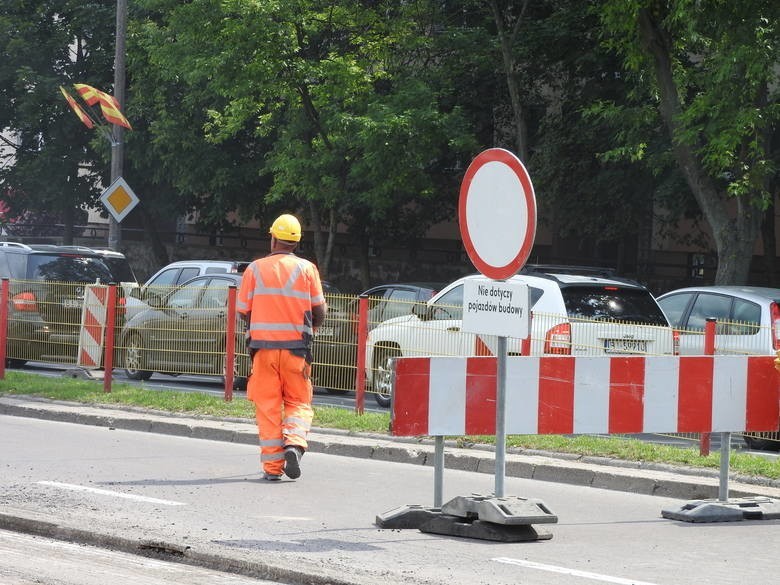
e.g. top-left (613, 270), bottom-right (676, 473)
top-left (458, 148), bottom-right (536, 280)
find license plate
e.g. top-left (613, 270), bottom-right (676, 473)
top-left (316, 326), bottom-right (334, 337)
top-left (604, 339), bottom-right (647, 354)
top-left (62, 299), bottom-right (83, 309)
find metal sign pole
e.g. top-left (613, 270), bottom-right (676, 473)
top-left (495, 336), bottom-right (507, 498)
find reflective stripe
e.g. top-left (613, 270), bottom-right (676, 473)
top-left (250, 322), bottom-right (309, 333)
top-left (260, 438), bottom-right (284, 447)
top-left (285, 428), bottom-right (308, 438)
top-left (261, 452), bottom-right (285, 461)
top-left (284, 416), bottom-right (311, 431)
top-left (252, 340), bottom-right (309, 350)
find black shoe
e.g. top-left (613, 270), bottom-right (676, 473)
top-left (262, 472), bottom-right (282, 482)
top-left (283, 446), bottom-right (302, 479)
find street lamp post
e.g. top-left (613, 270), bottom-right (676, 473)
top-left (108, 0), bottom-right (127, 251)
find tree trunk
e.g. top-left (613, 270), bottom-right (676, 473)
top-left (138, 206), bottom-right (169, 267)
top-left (489, 0), bottom-right (530, 161)
top-left (637, 8), bottom-right (762, 285)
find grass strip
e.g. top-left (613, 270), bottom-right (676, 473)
top-left (1, 371), bottom-right (778, 480)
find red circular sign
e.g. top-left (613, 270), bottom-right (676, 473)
top-left (458, 148), bottom-right (536, 280)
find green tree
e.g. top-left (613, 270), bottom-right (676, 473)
top-left (598, 0), bottom-right (779, 284)
top-left (130, 0), bottom-right (476, 284)
top-left (0, 1), bottom-right (116, 243)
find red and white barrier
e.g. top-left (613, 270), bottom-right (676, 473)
top-left (77, 284), bottom-right (109, 368)
top-left (391, 355), bottom-right (779, 437)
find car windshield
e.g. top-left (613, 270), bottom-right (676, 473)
top-left (561, 286), bottom-right (668, 325)
top-left (26, 254), bottom-right (113, 283)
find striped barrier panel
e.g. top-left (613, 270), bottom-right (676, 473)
top-left (391, 355), bottom-right (779, 437)
top-left (77, 284), bottom-right (109, 369)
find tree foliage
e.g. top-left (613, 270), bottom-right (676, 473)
top-left (597, 0), bottom-right (780, 284)
top-left (0, 0), bottom-right (116, 242)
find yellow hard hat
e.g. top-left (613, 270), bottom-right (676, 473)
top-left (269, 214), bottom-right (302, 242)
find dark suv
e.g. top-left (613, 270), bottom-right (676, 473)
top-left (0, 242), bottom-right (136, 366)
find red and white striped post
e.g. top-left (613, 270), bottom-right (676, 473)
top-left (224, 285), bottom-right (237, 402)
top-left (102, 284), bottom-right (117, 393)
top-left (0, 278), bottom-right (8, 380)
top-left (699, 317), bottom-right (717, 456)
top-left (354, 295), bottom-right (369, 414)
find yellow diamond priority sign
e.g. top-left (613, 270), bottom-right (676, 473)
top-left (100, 177), bottom-right (139, 223)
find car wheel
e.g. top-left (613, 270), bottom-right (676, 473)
top-left (124, 334), bottom-right (153, 381)
top-left (372, 344), bottom-right (400, 408)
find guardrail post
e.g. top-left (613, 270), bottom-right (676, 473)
top-left (699, 317), bottom-right (716, 456)
top-left (103, 283), bottom-right (117, 394)
top-left (0, 278), bottom-right (8, 379)
top-left (224, 285), bottom-right (237, 402)
top-left (354, 295), bottom-right (368, 414)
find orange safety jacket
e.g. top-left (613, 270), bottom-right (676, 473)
top-left (237, 252), bottom-right (325, 350)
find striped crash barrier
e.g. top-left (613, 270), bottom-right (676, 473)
top-left (390, 355), bottom-right (779, 437)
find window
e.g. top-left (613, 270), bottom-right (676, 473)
top-left (168, 279), bottom-right (208, 309)
top-left (657, 293), bottom-right (694, 328)
top-left (27, 254), bottom-right (113, 283)
top-left (382, 289), bottom-right (419, 321)
top-left (561, 286), bottom-right (669, 325)
top-left (200, 279), bottom-right (231, 308)
top-left (431, 285), bottom-right (463, 320)
top-left (176, 267), bottom-right (200, 284)
top-left (687, 293), bottom-right (732, 331)
top-left (728, 298), bottom-right (761, 335)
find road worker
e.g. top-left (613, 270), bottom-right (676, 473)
top-left (237, 214), bottom-right (327, 481)
top-left (776, 349), bottom-right (780, 372)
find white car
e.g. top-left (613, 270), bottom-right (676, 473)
top-left (367, 267), bottom-right (677, 406)
top-left (125, 259), bottom-right (250, 321)
top-left (656, 285), bottom-right (780, 451)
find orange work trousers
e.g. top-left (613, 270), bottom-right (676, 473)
top-left (247, 348), bottom-right (313, 475)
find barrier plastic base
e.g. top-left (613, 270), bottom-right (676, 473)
top-left (376, 494), bottom-right (557, 541)
top-left (64, 367), bottom-right (104, 381)
top-left (375, 505), bottom-right (442, 529)
top-left (441, 494), bottom-right (558, 525)
top-left (420, 515), bottom-right (553, 542)
top-left (662, 497), bottom-right (780, 523)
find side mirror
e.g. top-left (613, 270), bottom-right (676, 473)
top-left (147, 293), bottom-right (163, 308)
top-left (412, 302), bottom-right (430, 321)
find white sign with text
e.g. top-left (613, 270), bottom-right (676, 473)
top-left (462, 279), bottom-right (530, 339)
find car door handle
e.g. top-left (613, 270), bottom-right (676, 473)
top-left (447, 326), bottom-right (460, 332)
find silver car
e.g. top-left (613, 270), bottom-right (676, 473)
top-left (656, 285), bottom-right (780, 450)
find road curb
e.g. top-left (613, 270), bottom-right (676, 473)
top-left (0, 512), bottom-right (368, 585)
top-left (2, 394), bottom-right (779, 502)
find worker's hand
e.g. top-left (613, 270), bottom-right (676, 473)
top-left (775, 349), bottom-right (780, 372)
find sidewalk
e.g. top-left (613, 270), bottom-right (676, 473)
top-left (2, 394), bottom-right (779, 501)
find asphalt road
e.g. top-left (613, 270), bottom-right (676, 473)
top-left (3, 413), bottom-right (779, 585)
top-left (0, 529), bottom-right (281, 585)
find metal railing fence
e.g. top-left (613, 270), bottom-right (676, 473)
top-left (0, 279), bottom-right (777, 450)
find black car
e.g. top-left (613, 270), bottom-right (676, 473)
top-left (0, 242), bottom-right (136, 366)
top-left (121, 273), bottom-right (250, 390)
top-left (311, 282), bottom-right (443, 393)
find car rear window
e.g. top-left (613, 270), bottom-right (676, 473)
top-left (560, 286), bottom-right (668, 325)
top-left (100, 257), bottom-right (137, 283)
top-left (26, 254), bottom-right (113, 283)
